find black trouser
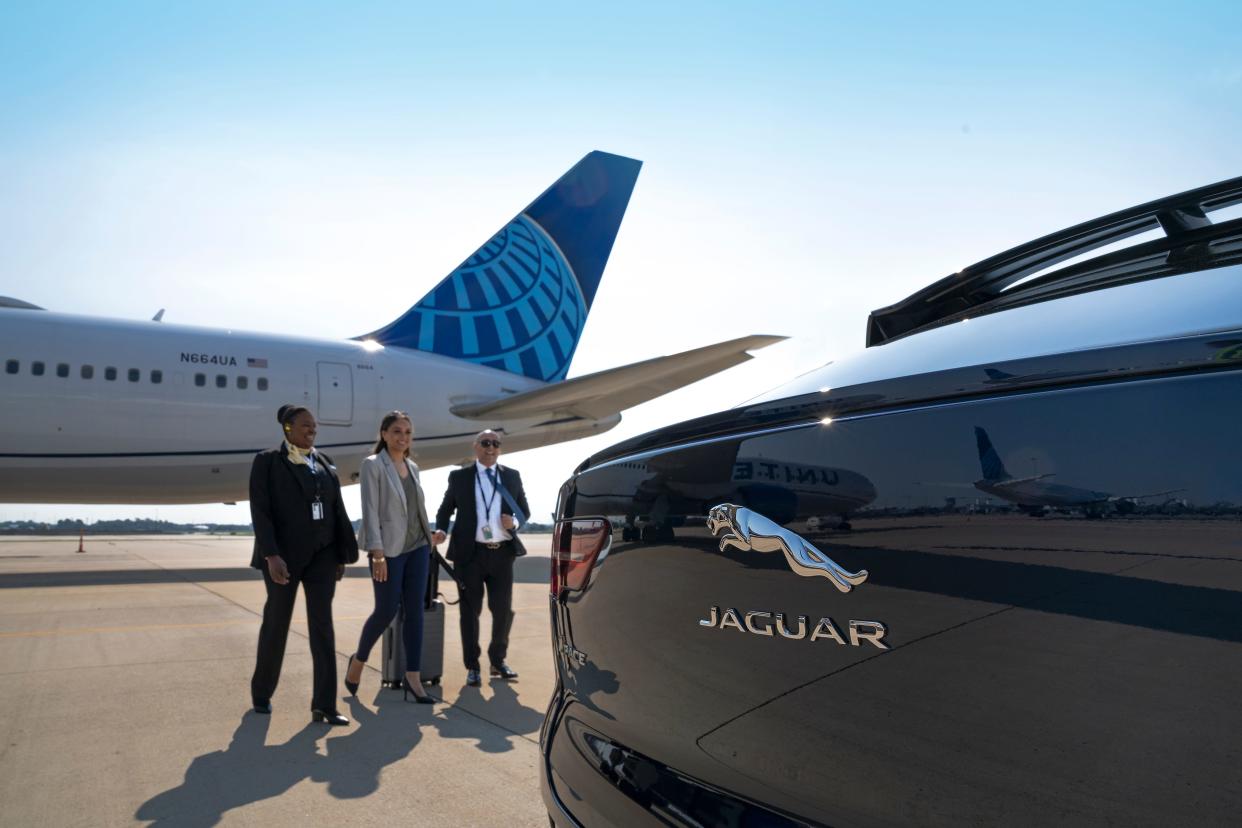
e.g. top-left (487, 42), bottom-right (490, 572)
top-left (458, 542), bottom-right (514, 671)
top-left (251, 545), bottom-right (338, 711)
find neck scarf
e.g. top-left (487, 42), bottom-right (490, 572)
top-left (285, 440), bottom-right (315, 467)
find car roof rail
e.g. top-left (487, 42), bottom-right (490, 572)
top-left (866, 175), bottom-right (1242, 347)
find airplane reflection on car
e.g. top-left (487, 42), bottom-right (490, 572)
top-left (972, 426), bottom-right (1183, 517)
top-left (572, 442), bottom-right (878, 542)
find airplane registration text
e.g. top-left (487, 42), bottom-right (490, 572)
top-left (180, 353), bottom-right (239, 366)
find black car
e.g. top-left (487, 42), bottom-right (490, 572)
top-left (541, 177), bottom-right (1242, 827)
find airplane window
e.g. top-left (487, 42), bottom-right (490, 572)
top-left (151, 370), bottom-right (163, 384)
top-left (57, 363), bottom-right (69, 378)
top-left (257, 377), bottom-right (269, 391)
top-left (215, 374), bottom-right (226, 388)
top-left (4, 360), bottom-right (17, 375)
top-left (237, 376), bottom-right (248, 389)
top-left (32, 361), bottom-right (45, 376)
top-left (81, 365), bottom-right (94, 379)
top-left (194, 373), bottom-right (206, 387)
top-left (128, 368), bottom-right (140, 382)
top-left (105, 367), bottom-right (117, 381)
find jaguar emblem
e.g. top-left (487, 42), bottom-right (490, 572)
top-left (706, 503), bottom-right (868, 593)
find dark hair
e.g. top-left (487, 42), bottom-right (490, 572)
top-left (373, 410), bottom-right (413, 457)
top-left (277, 404), bottom-right (312, 430)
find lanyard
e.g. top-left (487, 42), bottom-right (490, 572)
top-left (305, 459), bottom-right (324, 500)
top-left (476, 468), bottom-right (499, 521)
top-left (302, 457), bottom-right (326, 520)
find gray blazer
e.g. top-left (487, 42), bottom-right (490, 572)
top-left (358, 452), bottom-right (433, 559)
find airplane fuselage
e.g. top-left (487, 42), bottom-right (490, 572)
top-left (573, 455), bottom-right (877, 526)
top-left (0, 308), bottom-right (619, 503)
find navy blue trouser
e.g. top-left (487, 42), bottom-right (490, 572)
top-left (355, 545), bottom-right (430, 672)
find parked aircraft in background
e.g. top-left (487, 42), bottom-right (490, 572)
top-left (0, 151), bottom-right (783, 504)
top-left (973, 426), bottom-right (1178, 516)
top-left (574, 445), bottom-right (877, 538)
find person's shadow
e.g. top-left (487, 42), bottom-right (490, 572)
top-left (136, 696), bottom-right (426, 825)
top-left (316, 693), bottom-right (422, 798)
top-left (426, 680), bottom-right (546, 754)
top-left (481, 681), bottom-right (545, 736)
top-left (565, 660), bottom-right (620, 721)
top-left (135, 713), bottom-right (322, 827)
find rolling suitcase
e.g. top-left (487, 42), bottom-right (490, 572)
top-left (380, 550), bottom-right (446, 688)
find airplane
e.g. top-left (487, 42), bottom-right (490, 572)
top-left (972, 426), bottom-right (1179, 516)
top-left (0, 151), bottom-right (784, 504)
top-left (728, 455), bottom-right (876, 531)
top-left (573, 444), bottom-right (877, 539)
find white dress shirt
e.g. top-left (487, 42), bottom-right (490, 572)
top-left (473, 461), bottom-right (512, 543)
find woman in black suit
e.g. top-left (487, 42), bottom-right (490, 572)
top-left (249, 404), bottom-right (359, 725)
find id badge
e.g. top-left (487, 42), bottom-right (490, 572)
top-left (482, 524), bottom-right (493, 540)
top-left (311, 499), bottom-right (324, 521)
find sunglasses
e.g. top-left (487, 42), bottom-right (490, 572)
top-left (478, 439), bottom-right (502, 448)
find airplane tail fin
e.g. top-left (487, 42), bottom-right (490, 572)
top-left (974, 426), bottom-right (1011, 481)
top-left (358, 151), bottom-right (642, 381)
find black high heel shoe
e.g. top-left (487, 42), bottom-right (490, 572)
top-left (344, 654), bottom-right (361, 697)
top-left (312, 709), bottom-right (350, 726)
top-left (402, 677), bottom-right (436, 705)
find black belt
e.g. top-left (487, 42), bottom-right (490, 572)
top-left (475, 540), bottom-right (512, 550)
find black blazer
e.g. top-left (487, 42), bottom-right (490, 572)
top-left (249, 444), bottom-right (359, 571)
top-left (435, 464), bottom-right (531, 565)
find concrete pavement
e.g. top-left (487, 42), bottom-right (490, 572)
top-left (0, 535), bottom-right (556, 827)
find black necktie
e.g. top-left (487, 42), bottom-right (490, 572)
top-left (486, 468), bottom-right (498, 518)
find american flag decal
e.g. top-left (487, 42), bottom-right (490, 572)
top-left (247, 358), bottom-right (268, 368)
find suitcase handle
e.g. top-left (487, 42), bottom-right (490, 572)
top-left (429, 549), bottom-right (463, 607)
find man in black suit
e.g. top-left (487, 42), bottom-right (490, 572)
top-left (249, 405), bottom-right (359, 724)
top-left (432, 430), bottom-right (531, 687)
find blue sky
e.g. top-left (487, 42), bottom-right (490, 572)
top-left (2, 1), bottom-right (1240, 523)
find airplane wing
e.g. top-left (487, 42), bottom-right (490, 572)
top-left (1109, 488), bottom-right (1186, 502)
top-left (451, 334), bottom-right (786, 421)
top-left (996, 473), bottom-right (1057, 485)
top-left (924, 473), bottom-right (1056, 489)
top-left (0, 296), bottom-right (44, 310)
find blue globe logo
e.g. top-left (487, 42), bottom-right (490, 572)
top-left (410, 214), bottom-right (587, 381)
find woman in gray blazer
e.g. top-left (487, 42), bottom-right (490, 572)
top-left (344, 411), bottom-right (437, 703)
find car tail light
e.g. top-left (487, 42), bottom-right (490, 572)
top-left (551, 518), bottom-right (611, 595)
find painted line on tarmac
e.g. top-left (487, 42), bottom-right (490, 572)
top-left (0, 616), bottom-right (369, 639)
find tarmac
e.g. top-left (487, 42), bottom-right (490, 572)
top-left (0, 535), bottom-right (556, 827)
